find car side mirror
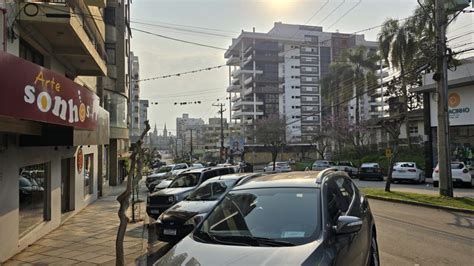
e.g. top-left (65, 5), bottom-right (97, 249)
top-left (334, 216), bottom-right (362, 235)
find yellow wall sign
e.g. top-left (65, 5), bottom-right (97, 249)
top-left (385, 148), bottom-right (392, 158)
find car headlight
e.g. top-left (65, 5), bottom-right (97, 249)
top-left (168, 196), bottom-right (175, 203)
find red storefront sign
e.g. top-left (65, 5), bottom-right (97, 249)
top-left (0, 51), bottom-right (100, 130)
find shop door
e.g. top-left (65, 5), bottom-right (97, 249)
top-left (61, 158), bottom-right (74, 213)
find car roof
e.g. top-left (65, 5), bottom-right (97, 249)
top-left (179, 166), bottom-right (231, 174)
top-left (233, 172), bottom-right (322, 190)
top-left (396, 162), bottom-right (416, 165)
top-left (204, 173), bottom-right (257, 183)
top-left (361, 163), bottom-right (378, 166)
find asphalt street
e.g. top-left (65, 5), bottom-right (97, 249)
top-left (370, 199), bottom-right (474, 266)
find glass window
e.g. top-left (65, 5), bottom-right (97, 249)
top-left (187, 180), bottom-right (236, 201)
top-left (105, 43), bottom-right (116, 65)
top-left (84, 154), bottom-right (94, 196)
top-left (169, 173), bottom-right (201, 188)
top-left (196, 188), bottom-right (320, 246)
top-left (19, 163), bottom-right (49, 236)
top-left (326, 177), bottom-right (354, 224)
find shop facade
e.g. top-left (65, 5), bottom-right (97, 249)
top-left (0, 51), bottom-right (109, 262)
top-left (413, 60), bottom-right (474, 170)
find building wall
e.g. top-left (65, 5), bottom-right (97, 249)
top-left (0, 144), bottom-right (98, 262)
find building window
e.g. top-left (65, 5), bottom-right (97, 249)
top-left (19, 163), bottom-right (50, 236)
top-left (19, 39), bottom-right (44, 66)
top-left (105, 43), bottom-right (116, 64)
top-left (409, 126), bottom-right (418, 134)
top-left (84, 154), bottom-right (94, 197)
top-left (291, 66), bottom-right (300, 69)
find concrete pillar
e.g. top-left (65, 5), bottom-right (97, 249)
top-left (109, 139), bottom-right (118, 186)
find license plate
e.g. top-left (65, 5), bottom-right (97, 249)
top-left (366, 169), bottom-right (373, 173)
top-left (163, 229), bottom-right (177, 236)
top-left (150, 209), bottom-right (160, 214)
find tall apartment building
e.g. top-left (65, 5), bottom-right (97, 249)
top-left (225, 22), bottom-right (377, 143)
top-left (99, 0), bottom-right (131, 185)
top-left (0, 1), bottom-right (109, 262)
top-left (129, 52), bottom-right (140, 142)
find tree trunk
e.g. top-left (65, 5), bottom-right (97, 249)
top-left (116, 122), bottom-right (150, 266)
top-left (385, 144), bottom-right (398, 192)
top-left (272, 148), bottom-right (277, 171)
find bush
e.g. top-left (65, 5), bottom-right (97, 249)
top-left (292, 162), bottom-right (313, 171)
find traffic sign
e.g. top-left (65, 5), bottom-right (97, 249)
top-left (385, 148), bottom-right (392, 158)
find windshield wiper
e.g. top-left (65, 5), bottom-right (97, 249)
top-left (213, 235), bottom-right (295, 247)
top-left (195, 231), bottom-right (249, 246)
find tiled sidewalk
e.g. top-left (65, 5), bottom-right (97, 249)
top-left (5, 183), bottom-right (149, 266)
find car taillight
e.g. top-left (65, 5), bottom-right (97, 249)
top-left (408, 169), bottom-right (416, 172)
top-left (434, 168), bottom-right (439, 173)
top-left (463, 169), bottom-right (469, 174)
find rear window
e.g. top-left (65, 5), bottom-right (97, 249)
top-left (397, 163), bottom-right (415, 168)
top-left (361, 164), bottom-right (379, 168)
top-left (451, 163), bottom-right (464, 169)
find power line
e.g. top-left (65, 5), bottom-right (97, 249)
top-left (132, 28), bottom-right (228, 51)
top-left (136, 64), bottom-right (226, 82)
top-left (130, 20), bottom-right (233, 38)
top-left (303, 0), bottom-right (330, 25)
top-left (317, 0), bottom-right (346, 25)
top-left (326, 0), bottom-right (362, 30)
top-left (131, 18), bottom-right (239, 34)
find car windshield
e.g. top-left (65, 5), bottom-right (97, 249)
top-left (397, 163), bottom-right (415, 168)
top-left (174, 164), bottom-right (187, 170)
top-left (195, 188), bottom-right (320, 246)
top-left (169, 173), bottom-right (201, 188)
top-left (451, 163), bottom-right (464, 169)
top-left (362, 164), bottom-right (378, 168)
top-left (157, 166), bottom-right (172, 173)
top-left (315, 161), bottom-right (328, 166)
top-left (276, 163), bottom-right (289, 167)
top-left (187, 180), bottom-right (236, 201)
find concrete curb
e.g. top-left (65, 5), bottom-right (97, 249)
top-left (365, 195), bottom-right (474, 214)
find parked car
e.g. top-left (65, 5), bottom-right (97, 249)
top-left (433, 162), bottom-right (472, 188)
top-left (358, 163), bottom-right (384, 181)
top-left (146, 166), bottom-right (236, 219)
top-left (155, 170), bottom-right (379, 266)
top-left (146, 166), bottom-right (173, 191)
top-left (155, 173), bottom-right (261, 243)
top-left (216, 163), bottom-right (241, 173)
top-left (263, 161), bottom-right (292, 172)
top-left (333, 161), bottom-right (358, 177)
top-left (170, 163), bottom-right (190, 176)
top-left (392, 162), bottom-right (425, 183)
top-left (191, 163), bottom-right (205, 168)
top-left (311, 160), bottom-right (335, 171)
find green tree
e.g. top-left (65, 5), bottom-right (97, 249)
top-left (255, 116), bottom-right (286, 171)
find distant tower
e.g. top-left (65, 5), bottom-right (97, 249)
top-left (153, 123), bottom-right (158, 137)
top-left (163, 123), bottom-right (168, 138)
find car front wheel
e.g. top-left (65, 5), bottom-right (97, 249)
top-left (369, 233), bottom-right (380, 266)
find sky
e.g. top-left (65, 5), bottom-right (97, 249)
top-left (130, 0), bottom-right (473, 136)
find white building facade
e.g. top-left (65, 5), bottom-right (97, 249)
top-left (225, 22), bottom-right (377, 143)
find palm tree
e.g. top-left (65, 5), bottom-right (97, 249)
top-left (378, 18), bottom-right (417, 148)
top-left (340, 46), bottom-right (379, 146)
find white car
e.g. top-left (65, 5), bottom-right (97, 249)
top-left (169, 163), bottom-right (190, 176)
top-left (391, 162), bottom-right (425, 183)
top-left (263, 162), bottom-right (292, 172)
top-left (432, 162), bottom-right (472, 188)
top-left (333, 161), bottom-right (358, 177)
top-left (311, 160), bottom-right (335, 171)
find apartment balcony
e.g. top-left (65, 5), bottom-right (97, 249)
top-left (244, 76), bottom-right (253, 86)
top-left (243, 87), bottom-right (253, 96)
top-left (231, 95), bottom-right (241, 102)
top-left (226, 84), bottom-right (241, 93)
top-left (226, 54), bottom-right (241, 66)
top-left (231, 101), bottom-right (264, 111)
top-left (231, 111), bottom-right (264, 120)
top-left (232, 68), bottom-right (262, 78)
top-left (19, 1), bottom-right (107, 76)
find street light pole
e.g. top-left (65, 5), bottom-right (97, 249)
top-left (435, 0), bottom-right (453, 197)
top-left (190, 128), bottom-right (193, 160)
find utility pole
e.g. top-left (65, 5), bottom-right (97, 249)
top-left (189, 128), bottom-right (193, 160)
top-left (213, 103), bottom-right (226, 163)
top-left (435, 0), bottom-right (453, 197)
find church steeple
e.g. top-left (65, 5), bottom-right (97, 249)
top-left (163, 123), bottom-right (168, 137)
top-left (153, 123), bottom-right (158, 137)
